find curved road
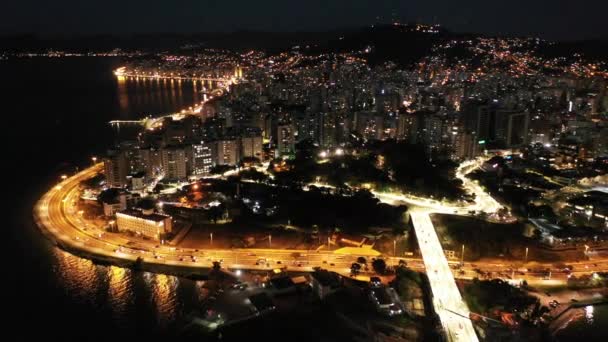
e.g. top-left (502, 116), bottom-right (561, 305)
top-left (35, 160), bottom-right (607, 342)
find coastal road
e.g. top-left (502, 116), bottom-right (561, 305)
top-left (35, 160), bottom-right (607, 342)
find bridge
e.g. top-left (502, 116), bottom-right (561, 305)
top-left (410, 210), bottom-right (479, 342)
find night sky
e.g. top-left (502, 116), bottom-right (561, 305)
top-left (2, 0), bottom-right (606, 41)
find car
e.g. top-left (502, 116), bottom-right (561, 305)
top-left (230, 282), bottom-right (248, 290)
top-left (179, 257), bottom-right (184, 261)
top-left (329, 263), bottom-right (335, 266)
top-left (276, 261), bottom-right (282, 264)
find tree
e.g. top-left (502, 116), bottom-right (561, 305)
top-left (350, 263), bottom-right (361, 276)
top-left (240, 168), bottom-right (268, 183)
top-left (372, 259), bottom-right (387, 275)
top-left (357, 257), bottom-right (367, 265)
top-left (210, 164), bottom-right (235, 175)
top-left (212, 261), bottom-right (221, 271)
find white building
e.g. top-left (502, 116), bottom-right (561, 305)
top-left (116, 209), bottom-right (172, 241)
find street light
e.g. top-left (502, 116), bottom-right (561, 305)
top-left (61, 174), bottom-right (67, 180)
top-left (524, 247), bottom-right (529, 264)
top-left (269, 234), bottom-right (272, 248)
top-left (210, 232), bottom-right (213, 246)
top-left (91, 156), bottom-right (97, 165)
top-left (393, 240), bottom-right (397, 257)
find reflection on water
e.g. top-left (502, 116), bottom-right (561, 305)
top-left (556, 304), bottom-right (608, 341)
top-left (52, 249), bottom-right (99, 303)
top-left (115, 76), bottom-right (206, 119)
top-left (150, 273), bottom-right (179, 323)
top-left (107, 266), bottom-right (132, 317)
top-left (48, 247), bottom-right (202, 335)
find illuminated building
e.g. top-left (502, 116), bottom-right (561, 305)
top-left (139, 147), bottom-right (163, 179)
top-left (276, 123), bottom-right (295, 158)
top-left (104, 149), bottom-right (129, 188)
top-left (190, 142), bottom-right (213, 176)
top-left (240, 130), bottom-right (263, 160)
top-left (214, 138), bottom-right (240, 165)
top-left (161, 146), bottom-right (187, 180)
top-left (116, 209), bottom-right (172, 241)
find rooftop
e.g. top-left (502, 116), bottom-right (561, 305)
top-left (117, 209), bottom-right (171, 222)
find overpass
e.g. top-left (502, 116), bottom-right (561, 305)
top-left (410, 210), bottom-right (479, 342)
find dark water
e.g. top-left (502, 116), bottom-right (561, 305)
top-left (554, 304), bottom-right (608, 341)
top-left (4, 57), bottom-right (209, 340)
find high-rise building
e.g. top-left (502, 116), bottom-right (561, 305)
top-left (455, 131), bottom-right (481, 160)
top-left (139, 147), bottom-right (163, 179)
top-left (424, 115), bottom-right (444, 152)
top-left (317, 112), bottom-right (337, 148)
top-left (396, 113), bottom-right (414, 140)
top-left (471, 104), bottom-right (493, 142)
top-left (161, 146), bottom-right (187, 180)
top-left (277, 124), bottom-right (295, 157)
top-left (214, 139), bottom-right (240, 165)
top-left (506, 112), bottom-right (530, 147)
top-left (241, 130), bottom-right (263, 160)
top-left (104, 149), bottom-right (129, 188)
top-left (190, 142), bottom-right (213, 176)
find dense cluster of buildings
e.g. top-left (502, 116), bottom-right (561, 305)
top-left (104, 39), bottom-right (607, 191)
top-left (99, 38), bottom-right (607, 244)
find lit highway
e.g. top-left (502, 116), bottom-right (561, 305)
top-left (34, 158), bottom-right (606, 342)
top-left (371, 157), bottom-right (504, 342)
top-left (35, 157), bottom-right (492, 342)
top-left (411, 209), bottom-right (478, 342)
top-left (34, 165), bottom-right (413, 276)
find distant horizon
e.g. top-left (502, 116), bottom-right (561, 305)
top-left (2, 0), bottom-right (607, 42)
top-left (1, 23), bottom-right (607, 43)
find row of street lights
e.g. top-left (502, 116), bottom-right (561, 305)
top-left (208, 233), bottom-right (274, 248)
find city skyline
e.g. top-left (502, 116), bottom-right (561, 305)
top-left (5, 3), bottom-right (607, 341)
